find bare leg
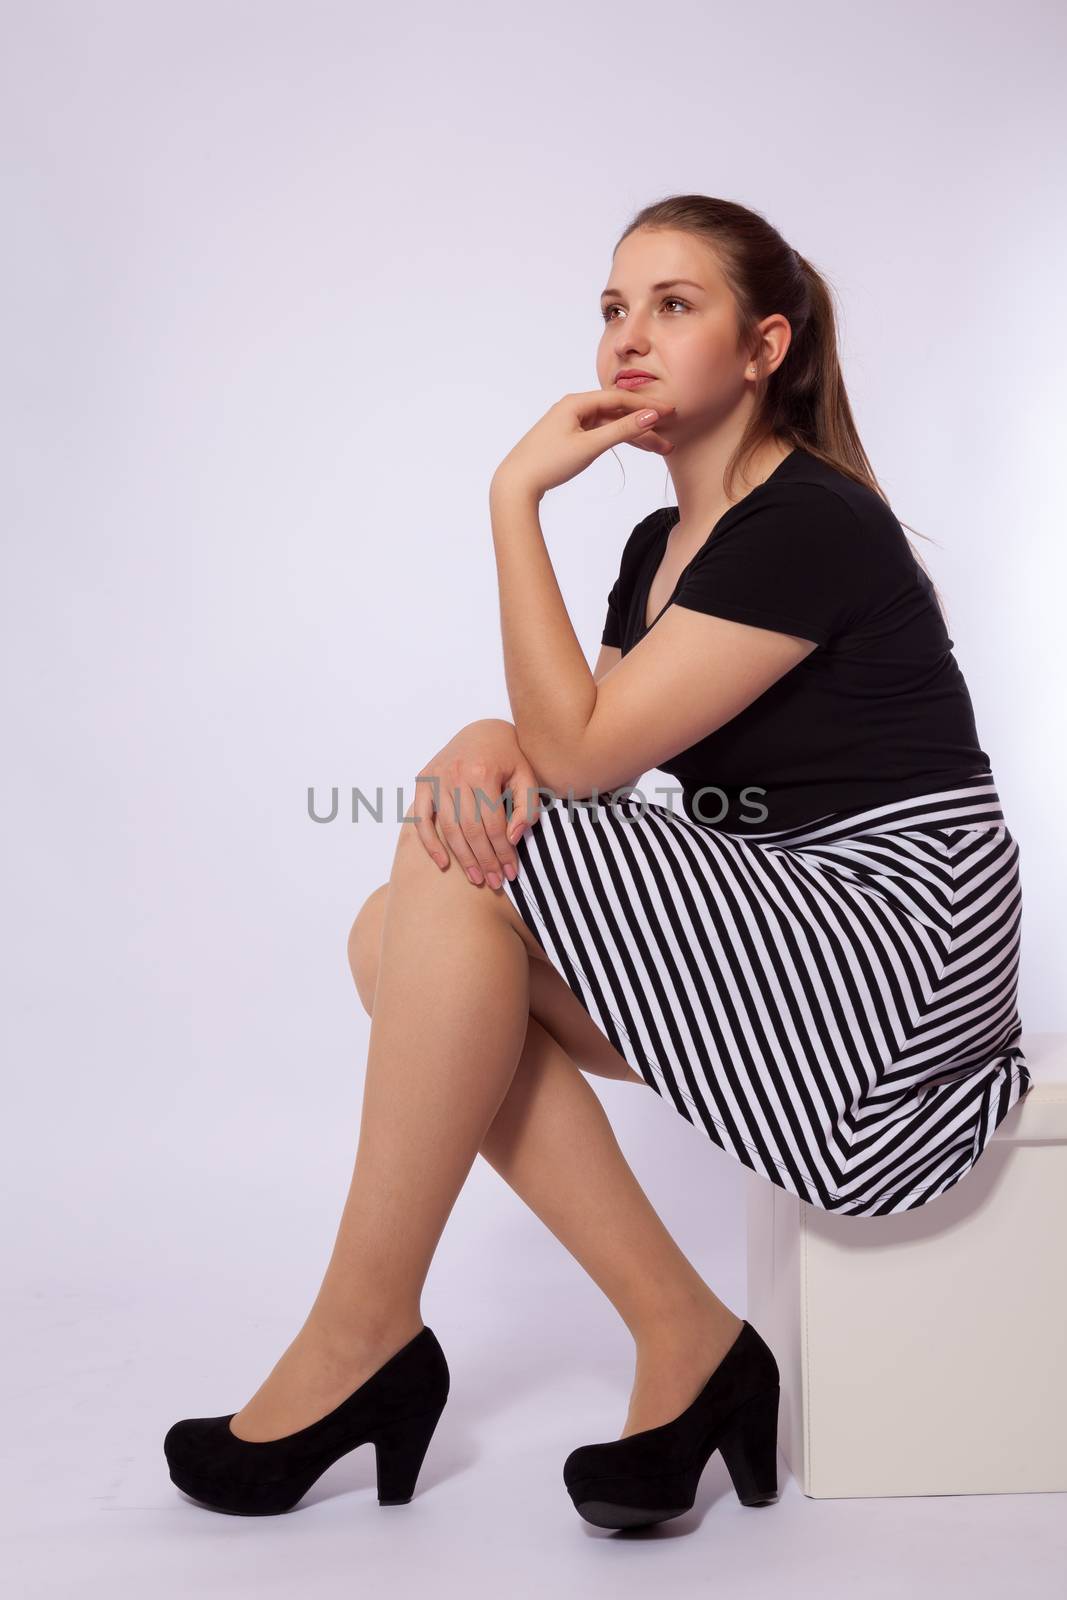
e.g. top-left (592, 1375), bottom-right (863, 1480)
top-left (475, 1012), bottom-right (744, 1436)
top-left (348, 884), bottom-right (745, 1441)
top-left (229, 822), bottom-right (532, 1439)
top-left (230, 833), bottom-right (741, 1443)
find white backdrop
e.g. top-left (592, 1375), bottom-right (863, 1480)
top-left (3, 1), bottom-right (1064, 1593)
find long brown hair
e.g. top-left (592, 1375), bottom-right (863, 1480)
top-left (613, 194), bottom-right (947, 619)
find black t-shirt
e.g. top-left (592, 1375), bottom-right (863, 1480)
top-left (600, 446), bottom-right (993, 832)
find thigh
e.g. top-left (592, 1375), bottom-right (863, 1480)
top-left (392, 819), bottom-right (549, 966)
top-left (385, 832), bottom-right (643, 1085)
top-left (527, 955), bottom-right (645, 1086)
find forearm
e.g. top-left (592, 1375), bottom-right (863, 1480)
top-left (489, 478), bottom-right (596, 793)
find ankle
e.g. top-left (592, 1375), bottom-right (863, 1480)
top-left (631, 1296), bottom-right (743, 1356)
top-left (301, 1308), bottom-right (425, 1366)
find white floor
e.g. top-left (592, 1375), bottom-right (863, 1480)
top-left (6, 1118), bottom-right (1065, 1600)
top-left (28, 1427), bottom-right (1067, 1600)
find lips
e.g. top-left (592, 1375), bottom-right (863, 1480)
top-left (615, 369), bottom-right (657, 382)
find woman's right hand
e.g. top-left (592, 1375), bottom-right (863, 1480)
top-left (407, 718), bottom-right (543, 888)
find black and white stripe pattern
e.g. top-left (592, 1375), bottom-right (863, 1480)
top-left (501, 775), bottom-right (1031, 1217)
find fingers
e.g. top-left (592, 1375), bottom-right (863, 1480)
top-left (410, 783), bottom-right (450, 870)
top-left (626, 425), bottom-right (673, 456)
top-left (411, 745), bottom-right (542, 887)
top-left (573, 390), bottom-right (676, 457)
top-left (506, 762), bottom-right (543, 844)
top-left (435, 780), bottom-right (519, 889)
top-left (571, 387), bottom-right (676, 430)
top-left (628, 407), bottom-right (675, 452)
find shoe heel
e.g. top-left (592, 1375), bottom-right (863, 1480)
top-left (717, 1385), bottom-right (780, 1506)
top-left (374, 1405), bottom-right (446, 1505)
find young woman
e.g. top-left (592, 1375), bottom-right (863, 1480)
top-left (164, 194), bottom-right (1030, 1530)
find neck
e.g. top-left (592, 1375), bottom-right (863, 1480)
top-left (667, 428), bottom-right (794, 536)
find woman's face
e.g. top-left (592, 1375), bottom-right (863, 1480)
top-left (595, 228), bottom-right (751, 439)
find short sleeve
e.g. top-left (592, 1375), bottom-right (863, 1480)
top-left (672, 482), bottom-right (872, 647)
top-left (599, 508), bottom-right (672, 650)
top-left (601, 578), bottom-right (623, 647)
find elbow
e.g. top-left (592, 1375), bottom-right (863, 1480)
top-left (516, 737), bottom-right (593, 803)
top-left (535, 748), bottom-right (630, 804)
top-left (531, 753), bottom-right (587, 801)
top-left (509, 719), bottom-right (577, 799)
top-left (515, 719), bottom-right (625, 803)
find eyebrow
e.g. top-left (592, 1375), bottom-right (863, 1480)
top-left (599, 278), bottom-right (706, 303)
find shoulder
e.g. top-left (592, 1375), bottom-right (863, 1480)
top-left (614, 505), bottom-right (672, 575)
top-left (713, 453), bottom-right (912, 570)
top-left (765, 452), bottom-right (907, 538)
top-left (627, 504), bottom-right (673, 548)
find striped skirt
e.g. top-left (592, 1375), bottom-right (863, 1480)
top-left (500, 774), bottom-right (1031, 1218)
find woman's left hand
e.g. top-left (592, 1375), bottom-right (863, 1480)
top-left (491, 387), bottom-right (676, 503)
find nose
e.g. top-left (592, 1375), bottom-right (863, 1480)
top-left (614, 334), bottom-right (652, 361)
top-left (613, 315), bottom-right (653, 356)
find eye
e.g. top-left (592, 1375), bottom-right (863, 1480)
top-left (601, 296), bottom-right (690, 323)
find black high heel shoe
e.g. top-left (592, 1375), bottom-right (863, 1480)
top-left (163, 1325), bottom-right (450, 1515)
top-left (563, 1319), bottom-right (781, 1529)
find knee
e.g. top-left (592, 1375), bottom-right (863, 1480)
top-left (391, 813), bottom-right (438, 877)
top-left (347, 882), bottom-right (390, 1014)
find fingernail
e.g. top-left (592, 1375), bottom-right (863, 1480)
top-left (467, 866), bottom-right (483, 885)
top-left (504, 862), bottom-right (517, 881)
top-left (487, 871), bottom-right (501, 890)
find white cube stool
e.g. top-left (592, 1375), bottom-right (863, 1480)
top-left (745, 1031), bottom-right (1067, 1497)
